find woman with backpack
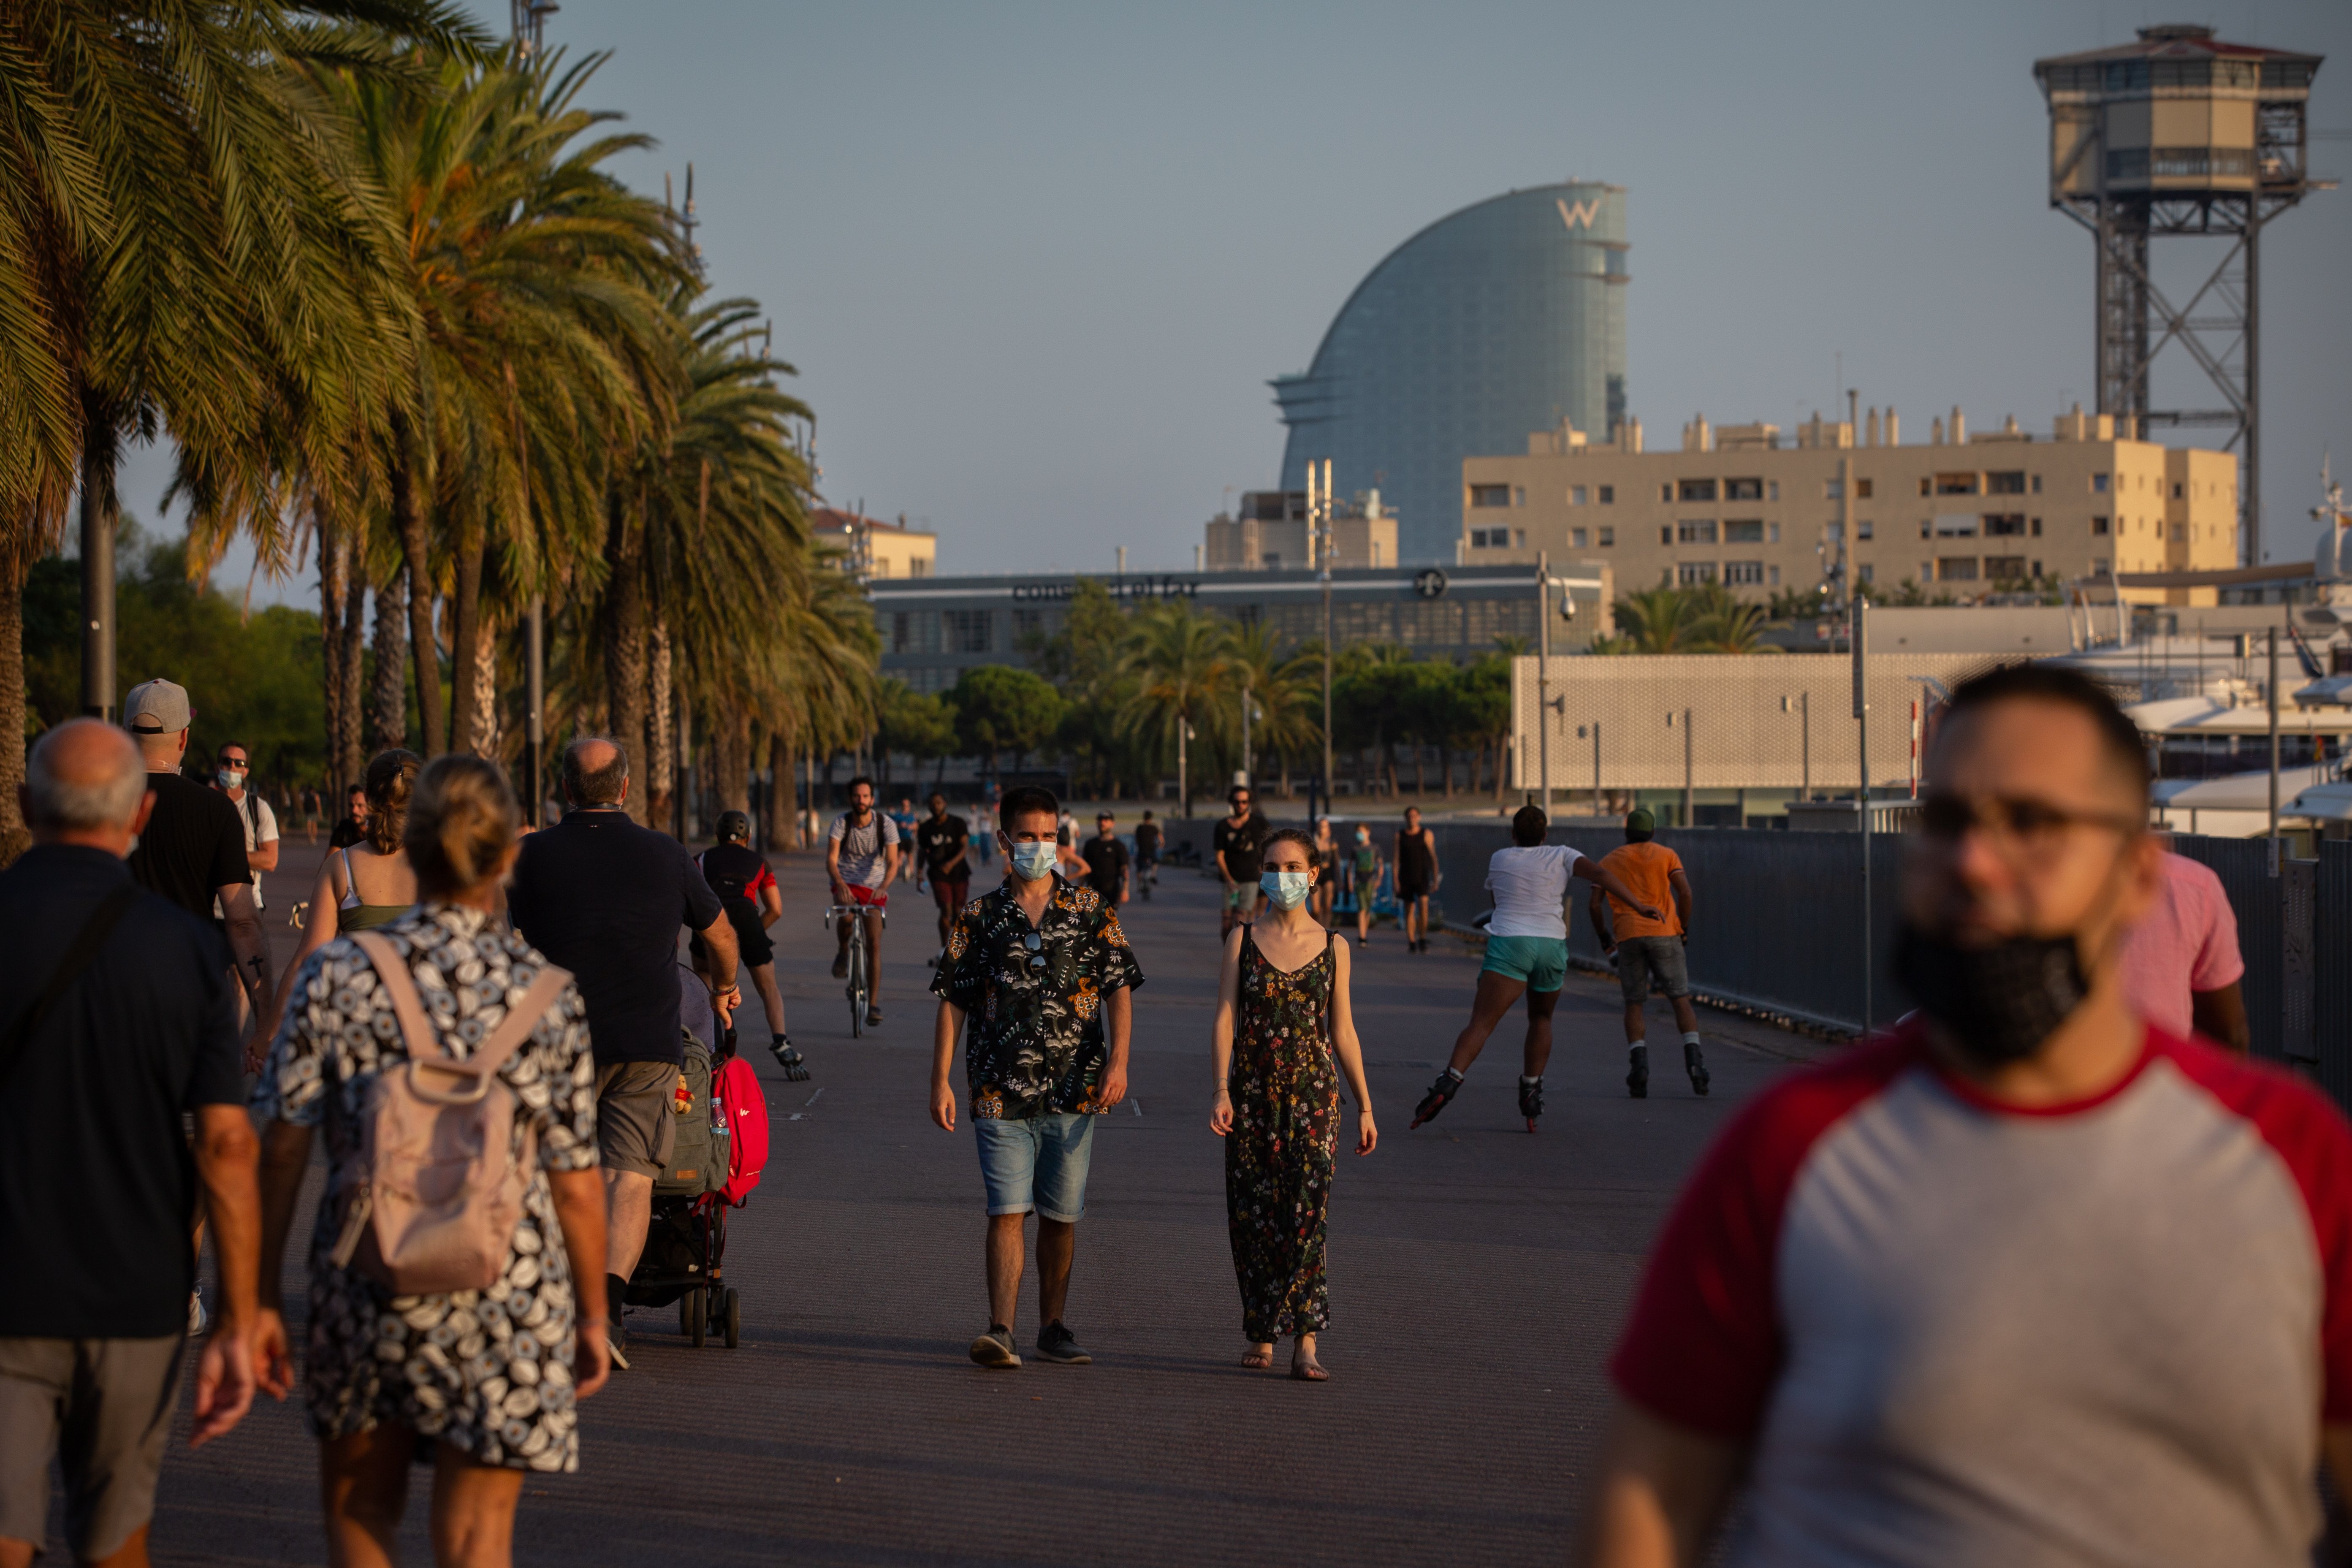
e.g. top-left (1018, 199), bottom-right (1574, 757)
top-left (1207, 828), bottom-right (1378, 1382)
top-left (251, 755), bottom-right (610, 1565)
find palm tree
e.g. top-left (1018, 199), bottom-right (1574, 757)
top-left (1219, 619), bottom-right (1320, 795)
top-left (1612, 584), bottom-right (1707, 654)
top-left (1685, 583), bottom-right (1771, 654)
top-left (1120, 597), bottom-right (1233, 816)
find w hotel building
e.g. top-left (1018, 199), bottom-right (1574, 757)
top-left (1459, 406), bottom-right (2238, 606)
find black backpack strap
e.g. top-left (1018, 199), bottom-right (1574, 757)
top-left (0, 884), bottom-right (141, 1088)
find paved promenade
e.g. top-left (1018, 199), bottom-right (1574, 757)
top-left (146, 833), bottom-right (1821, 1566)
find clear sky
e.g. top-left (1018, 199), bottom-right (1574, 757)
top-left (133, 0), bottom-right (2352, 601)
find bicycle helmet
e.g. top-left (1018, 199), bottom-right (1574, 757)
top-left (716, 809), bottom-right (752, 843)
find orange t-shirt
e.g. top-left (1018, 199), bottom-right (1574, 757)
top-left (1599, 842), bottom-right (1684, 939)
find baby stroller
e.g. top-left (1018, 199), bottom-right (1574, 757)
top-left (625, 1026), bottom-right (769, 1348)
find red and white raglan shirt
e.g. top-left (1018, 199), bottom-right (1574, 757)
top-left (1612, 1020), bottom-right (2352, 1567)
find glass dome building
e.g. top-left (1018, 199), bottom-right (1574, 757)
top-left (1272, 182), bottom-right (1628, 565)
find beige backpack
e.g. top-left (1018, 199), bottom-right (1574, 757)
top-left (328, 932), bottom-right (571, 1295)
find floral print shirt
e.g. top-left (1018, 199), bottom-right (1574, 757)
top-left (931, 875), bottom-right (1145, 1119)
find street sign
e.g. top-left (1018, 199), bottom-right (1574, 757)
top-left (1414, 568), bottom-right (1448, 599)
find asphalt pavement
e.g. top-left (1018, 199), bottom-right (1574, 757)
top-left (134, 830), bottom-right (1817, 1567)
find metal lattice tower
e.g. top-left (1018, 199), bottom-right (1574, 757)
top-left (2035, 24), bottom-right (2326, 565)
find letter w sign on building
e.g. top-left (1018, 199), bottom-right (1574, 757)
top-left (1556, 198), bottom-right (1599, 229)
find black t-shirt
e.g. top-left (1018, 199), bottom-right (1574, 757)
top-left (127, 770), bottom-right (250, 921)
top-left (1080, 836), bottom-right (1130, 900)
top-left (917, 813), bottom-right (970, 879)
top-left (0, 846), bottom-right (241, 1337)
top-left (1213, 813), bottom-right (1268, 882)
top-left (1134, 822), bottom-right (1161, 857)
top-left (696, 841), bottom-right (775, 929)
top-left (509, 808), bottom-right (724, 1066)
top-left (328, 813), bottom-right (368, 849)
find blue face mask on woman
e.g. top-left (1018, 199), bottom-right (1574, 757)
top-left (1006, 839), bottom-right (1058, 881)
top-left (1260, 869), bottom-right (1313, 910)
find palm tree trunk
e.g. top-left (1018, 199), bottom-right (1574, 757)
top-left (766, 732), bottom-right (793, 852)
top-left (647, 621), bottom-right (674, 830)
top-left (468, 633), bottom-right (499, 762)
top-left (389, 434), bottom-right (445, 757)
top-left (448, 528), bottom-right (485, 755)
top-left (372, 567), bottom-right (410, 751)
top-left (338, 551), bottom-right (366, 787)
top-left (0, 536), bottom-right (31, 865)
top-left (716, 707), bottom-right (751, 814)
top-left (600, 491), bottom-right (648, 824)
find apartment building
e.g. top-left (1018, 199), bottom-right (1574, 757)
top-left (813, 508), bottom-right (936, 580)
top-left (1459, 406), bottom-right (2239, 606)
top-left (1203, 489), bottom-right (1400, 572)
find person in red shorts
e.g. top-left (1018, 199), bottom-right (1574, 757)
top-left (827, 776), bottom-right (901, 1028)
top-left (916, 791), bottom-right (972, 963)
top-left (1574, 663), bottom-right (2352, 1568)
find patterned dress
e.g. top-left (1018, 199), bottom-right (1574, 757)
top-left (254, 903), bottom-right (598, 1471)
top-left (1225, 928), bottom-right (1342, 1343)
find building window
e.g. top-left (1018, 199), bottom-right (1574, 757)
top-left (1725, 561), bottom-right (1764, 585)
top-left (1856, 478), bottom-right (1873, 499)
top-left (1984, 515), bottom-right (2026, 537)
top-left (2093, 558), bottom-right (2110, 574)
top-left (1770, 523), bottom-right (1782, 543)
top-left (1598, 527), bottom-right (1614, 547)
top-left (1724, 520), bottom-right (1764, 543)
top-left (1469, 484), bottom-right (1511, 508)
top-left (2092, 516), bottom-right (2110, 535)
top-left (1769, 565), bottom-right (1781, 585)
top-left (2171, 524), bottom-right (2185, 543)
top-left (1677, 520), bottom-right (1718, 545)
top-left (1918, 477), bottom-right (1933, 497)
top-left (1570, 486), bottom-right (1587, 505)
top-left (1261, 553), bottom-right (1282, 569)
top-left (1659, 483), bottom-right (1673, 502)
top-left (945, 609), bottom-right (993, 654)
top-left (1918, 520), bottom-right (1932, 540)
top-left (1857, 521), bottom-right (1873, 540)
top-left (1936, 472), bottom-right (1980, 496)
top-left (1660, 526), bottom-right (1673, 545)
top-left (2092, 474), bottom-right (2111, 493)
top-left (1571, 528), bottom-right (1589, 548)
top-left (1827, 522), bottom-right (1845, 544)
top-left (1725, 478), bottom-right (1763, 501)
top-left (1858, 564), bottom-right (1875, 583)
top-left (892, 612), bottom-right (912, 654)
top-left (2031, 475), bottom-right (2042, 494)
top-left (1937, 557), bottom-right (1979, 581)
top-left (1826, 478), bottom-right (1844, 500)
top-left (2173, 483), bottom-right (2184, 499)
top-left (1935, 516), bottom-right (1979, 537)
top-left (1768, 481), bottom-right (1780, 502)
top-left (1515, 529), bottom-right (1527, 547)
top-left (1678, 562), bottom-right (1717, 585)
top-left (1598, 485), bottom-right (1614, 504)
top-left (2030, 518), bottom-right (2042, 537)
top-left (910, 557), bottom-right (931, 578)
top-left (1011, 608), bottom-right (1046, 642)
top-left (1986, 556), bottom-right (2028, 580)
top-left (1986, 471), bottom-right (2027, 496)
top-left (1679, 478), bottom-right (1717, 502)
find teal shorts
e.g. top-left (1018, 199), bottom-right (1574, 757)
top-left (1481, 934), bottom-right (1567, 993)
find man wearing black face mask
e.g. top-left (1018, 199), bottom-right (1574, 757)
top-left (1574, 663), bottom-right (2352, 1568)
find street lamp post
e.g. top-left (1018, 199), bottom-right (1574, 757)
top-left (524, 598), bottom-right (545, 825)
top-left (1536, 550), bottom-right (1551, 815)
top-left (1316, 458), bottom-right (1335, 814)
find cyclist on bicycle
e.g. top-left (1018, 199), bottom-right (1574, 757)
top-left (828, 776), bottom-right (901, 1028)
top-left (697, 809), bottom-right (806, 1080)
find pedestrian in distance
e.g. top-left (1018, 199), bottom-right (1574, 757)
top-left (0, 721), bottom-right (264, 1568)
top-left (1209, 829), bottom-right (1376, 1381)
top-left (1347, 823), bottom-right (1382, 947)
top-left (328, 782), bottom-right (370, 849)
top-left (1411, 805), bottom-right (1663, 1132)
top-left (1133, 809), bottom-right (1161, 899)
top-left (1394, 805), bottom-right (1438, 952)
top-left (916, 791), bottom-right (973, 962)
top-left (301, 783), bottom-right (321, 846)
top-left (119, 678), bottom-right (272, 1049)
top-left (1574, 663), bottom-right (2352, 1568)
top-left (507, 737), bottom-right (739, 1369)
top-left (930, 786), bottom-right (1143, 1370)
top-left (253, 754), bottom-right (612, 1568)
top-left (826, 776), bottom-right (901, 1028)
top-left (262, 749), bottom-right (421, 1046)
top-left (1589, 808), bottom-right (1710, 1098)
top-left (1080, 811), bottom-right (1131, 905)
top-left (209, 741), bottom-right (279, 925)
top-left (891, 795), bottom-right (920, 883)
top-left (2116, 846), bottom-right (2250, 1052)
top-left (1213, 784), bottom-right (1269, 938)
top-left (697, 810), bottom-right (804, 1080)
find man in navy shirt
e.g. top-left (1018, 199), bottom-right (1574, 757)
top-left (509, 737), bottom-right (739, 1365)
top-left (0, 720), bottom-right (262, 1563)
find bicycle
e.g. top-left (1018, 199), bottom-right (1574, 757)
top-left (825, 901), bottom-right (886, 1036)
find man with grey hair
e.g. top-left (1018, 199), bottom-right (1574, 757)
top-left (0, 720), bottom-right (263, 1565)
top-left (119, 678), bottom-right (271, 1047)
top-left (510, 736), bottom-right (740, 1367)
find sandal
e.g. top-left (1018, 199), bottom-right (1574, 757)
top-left (1410, 1070), bottom-right (1463, 1129)
top-left (1289, 1349), bottom-right (1329, 1382)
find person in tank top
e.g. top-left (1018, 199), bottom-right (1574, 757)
top-left (262, 750), bottom-right (420, 1051)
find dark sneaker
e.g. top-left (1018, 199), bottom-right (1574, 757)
top-left (1626, 1045), bottom-right (1650, 1099)
top-left (1685, 1041), bottom-right (1711, 1097)
top-left (1518, 1078), bottom-right (1544, 1131)
top-left (1035, 1320), bottom-right (1092, 1365)
top-left (865, 1007), bottom-right (884, 1028)
top-left (1410, 1070), bottom-right (1462, 1129)
top-left (969, 1325), bottom-right (1021, 1368)
top-left (771, 1039), bottom-right (809, 1082)
top-left (831, 952), bottom-right (849, 979)
top-left (606, 1322), bottom-right (630, 1371)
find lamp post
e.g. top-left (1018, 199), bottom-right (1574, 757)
top-left (1853, 595), bottom-right (1872, 1031)
top-left (1316, 458), bottom-right (1335, 813)
top-left (1536, 550), bottom-right (1551, 815)
top-left (524, 598), bottom-right (545, 825)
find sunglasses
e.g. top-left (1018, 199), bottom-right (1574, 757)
top-left (1918, 792), bottom-right (2140, 852)
top-left (1022, 931), bottom-right (1047, 971)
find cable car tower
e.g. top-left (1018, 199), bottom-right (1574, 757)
top-left (2034, 24), bottom-right (2325, 565)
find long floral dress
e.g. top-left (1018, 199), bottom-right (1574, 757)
top-left (254, 903), bottom-right (598, 1471)
top-left (1224, 928), bottom-right (1342, 1343)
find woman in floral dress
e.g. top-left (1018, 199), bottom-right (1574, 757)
top-left (252, 755), bottom-right (610, 1565)
top-left (1210, 829), bottom-right (1378, 1380)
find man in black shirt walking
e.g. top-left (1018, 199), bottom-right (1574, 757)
top-left (509, 737), bottom-right (740, 1365)
top-left (1080, 812), bottom-right (1131, 905)
top-left (915, 791), bottom-right (971, 959)
top-left (1212, 785), bottom-right (1268, 937)
top-left (327, 783), bottom-right (369, 849)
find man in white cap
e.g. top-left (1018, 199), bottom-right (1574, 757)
top-left (120, 679), bottom-right (271, 1047)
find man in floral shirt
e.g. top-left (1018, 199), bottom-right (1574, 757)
top-left (931, 786), bottom-right (1144, 1370)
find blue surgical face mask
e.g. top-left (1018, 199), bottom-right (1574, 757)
top-left (1007, 839), bottom-right (1058, 881)
top-left (217, 768), bottom-right (244, 789)
top-left (1260, 870), bottom-right (1312, 909)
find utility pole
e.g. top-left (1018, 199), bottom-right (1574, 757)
top-left (1316, 458), bottom-right (1335, 812)
top-left (2269, 623), bottom-right (2282, 870)
top-left (524, 600), bottom-right (544, 825)
top-left (1853, 596), bottom-right (1872, 1031)
top-left (1592, 721), bottom-right (1602, 815)
top-left (1240, 678), bottom-right (1253, 782)
top-left (1178, 717), bottom-right (1194, 820)
top-left (1682, 707), bottom-right (1694, 826)
top-left (1536, 550), bottom-right (1552, 815)
top-left (79, 467), bottom-right (114, 720)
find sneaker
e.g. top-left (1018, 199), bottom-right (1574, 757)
top-left (1626, 1045), bottom-right (1650, 1099)
top-left (1035, 1320), bottom-right (1092, 1365)
top-left (606, 1321), bottom-right (630, 1371)
top-left (1518, 1077), bottom-right (1544, 1131)
top-left (188, 1289), bottom-right (207, 1337)
top-left (865, 1007), bottom-right (884, 1028)
top-left (771, 1039), bottom-right (809, 1082)
top-left (969, 1325), bottom-right (1021, 1368)
top-left (831, 953), bottom-right (849, 979)
top-left (1685, 1041), bottom-right (1712, 1097)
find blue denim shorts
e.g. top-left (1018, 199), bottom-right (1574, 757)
top-left (975, 1112), bottom-right (1098, 1221)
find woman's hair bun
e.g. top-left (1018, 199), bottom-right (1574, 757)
top-left (404, 754), bottom-right (520, 895)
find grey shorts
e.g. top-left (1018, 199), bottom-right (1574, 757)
top-left (1616, 935), bottom-right (1693, 1005)
top-left (0, 1335), bottom-right (184, 1560)
top-left (595, 1060), bottom-right (679, 1177)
